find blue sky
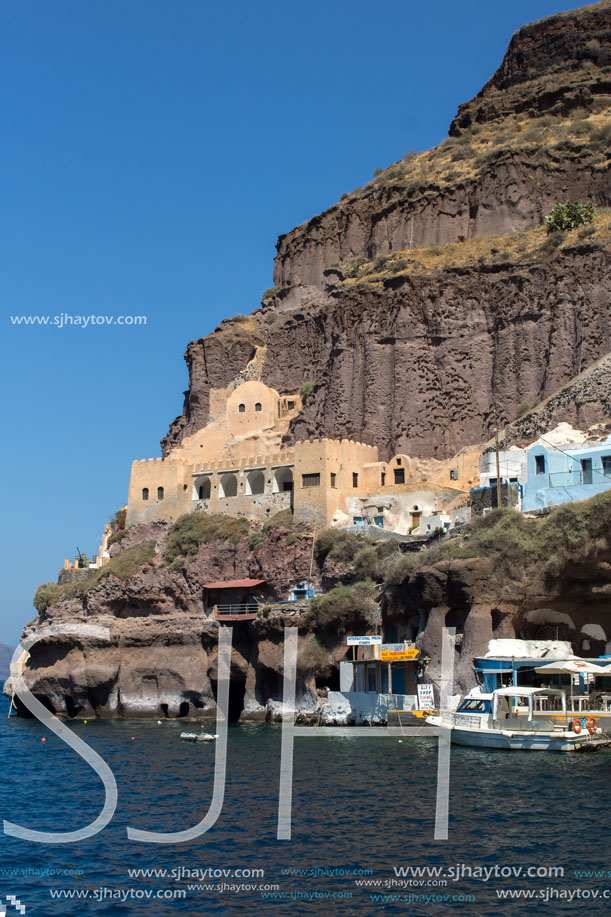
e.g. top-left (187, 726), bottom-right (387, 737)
top-left (0, 0), bottom-right (586, 644)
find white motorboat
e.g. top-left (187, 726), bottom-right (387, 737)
top-left (179, 731), bottom-right (219, 742)
top-left (434, 686), bottom-right (611, 752)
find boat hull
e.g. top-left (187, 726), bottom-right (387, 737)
top-left (441, 724), bottom-right (610, 752)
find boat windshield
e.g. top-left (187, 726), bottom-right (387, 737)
top-left (457, 699), bottom-right (492, 713)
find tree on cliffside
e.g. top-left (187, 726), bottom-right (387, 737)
top-left (546, 198), bottom-right (596, 232)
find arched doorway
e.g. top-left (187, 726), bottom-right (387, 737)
top-left (219, 473), bottom-right (238, 498)
top-left (194, 476), bottom-right (211, 500)
top-left (246, 470), bottom-right (265, 495)
top-left (273, 467), bottom-right (293, 493)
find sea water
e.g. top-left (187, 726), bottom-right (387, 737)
top-left (0, 696), bottom-right (609, 916)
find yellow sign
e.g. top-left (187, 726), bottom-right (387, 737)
top-left (381, 648), bottom-right (419, 662)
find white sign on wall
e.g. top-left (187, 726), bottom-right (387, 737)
top-left (417, 684), bottom-right (435, 710)
top-left (347, 636), bottom-right (382, 646)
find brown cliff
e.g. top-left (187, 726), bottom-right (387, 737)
top-left (164, 1), bottom-right (611, 460)
top-left (164, 238), bottom-right (610, 461)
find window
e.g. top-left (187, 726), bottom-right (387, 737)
top-left (352, 473), bottom-right (358, 487)
top-left (396, 457), bottom-right (402, 466)
top-left (457, 699), bottom-right (492, 713)
top-left (381, 472), bottom-right (386, 486)
top-left (353, 516), bottom-right (365, 526)
top-left (367, 666), bottom-right (377, 693)
top-left (535, 455), bottom-right (545, 475)
top-left (394, 468), bottom-right (405, 484)
top-left (142, 487), bottom-right (149, 501)
top-left (581, 458), bottom-right (592, 485)
top-left (374, 515), bottom-right (384, 528)
top-left (255, 402), bottom-right (262, 412)
top-left (450, 469), bottom-right (458, 481)
top-left (238, 403), bottom-right (246, 413)
top-left (302, 473), bottom-right (320, 488)
top-left (330, 472), bottom-right (336, 488)
top-left (157, 487), bottom-right (164, 501)
top-left (603, 456), bottom-right (611, 477)
top-left (509, 477), bottom-right (518, 484)
top-left (287, 400), bottom-right (295, 410)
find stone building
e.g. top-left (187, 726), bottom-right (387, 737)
top-left (126, 380), bottom-right (481, 533)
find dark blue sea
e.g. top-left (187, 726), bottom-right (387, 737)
top-left (0, 696), bottom-right (609, 916)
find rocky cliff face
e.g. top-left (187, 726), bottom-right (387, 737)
top-left (14, 521), bottom-right (324, 722)
top-left (15, 491), bottom-right (611, 721)
top-left (271, 1), bottom-right (611, 300)
top-left (164, 1), bottom-right (611, 459)
top-left (164, 241), bottom-right (610, 461)
top-left (450, 0), bottom-right (611, 134)
top-left (13, 3), bottom-right (611, 723)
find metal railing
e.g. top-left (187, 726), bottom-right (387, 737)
top-left (213, 603), bottom-right (261, 618)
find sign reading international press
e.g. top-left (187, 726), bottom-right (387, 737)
top-left (380, 643), bottom-right (420, 661)
top-left (347, 635), bottom-right (382, 646)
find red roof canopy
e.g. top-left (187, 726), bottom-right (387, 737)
top-left (203, 578), bottom-right (266, 590)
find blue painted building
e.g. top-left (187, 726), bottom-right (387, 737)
top-left (522, 435), bottom-right (611, 513)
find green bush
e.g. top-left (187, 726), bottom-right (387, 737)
top-left (285, 533), bottom-right (299, 546)
top-left (545, 198), bottom-right (596, 233)
top-left (108, 529), bottom-right (128, 548)
top-left (353, 546), bottom-right (380, 582)
top-left (109, 507), bottom-right (127, 532)
top-left (248, 532), bottom-right (264, 551)
top-left (33, 582), bottom-right (60, 612)
top-left (299, 381), bottom-right (316, 405)
top-left (80, 541), bottom-right (157, 594)
top-left (297, 636), bottom-right (333, 678)
top-left (262, 509), bottom-right (295, 533)
top-left (314, 529), bottom-right (363, 565)
top-left (165, 513), bottom-right (250, 563)
top-left (312, 581), bottom-right (380, 629)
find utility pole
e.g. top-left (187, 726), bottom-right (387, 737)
top-left (493, 402), bottom-right (502, 509)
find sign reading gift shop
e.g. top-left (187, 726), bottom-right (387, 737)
top-left (347, 636), bottom-right (382, 646)
top-left (417, 683), bottom-right (435, 710)
top-left (380, 644), bottom-right (420, 662)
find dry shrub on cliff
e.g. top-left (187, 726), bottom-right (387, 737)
top-left (383, 542), bottom-right (458, 585)
top-left (468, 509), bottom-right (536, 580)
top-left (165, 513), bottom-right (250, 564)
top-left (33, 582), bottom-right (60, 612)
top-left (312, 581), bottom-right (380, 629)
top-left (382, 493), bottom-right (611, 589)
top-left (79, 541), bottom-right (157, 594)
top-left (314, 529), bottom-right (363, 565)
top-left (262, 509), bottom-right (295, 533)
top-left (297, 636), bottom-right (333, 679)
top-left (534, 490), bottom-right (611, 575)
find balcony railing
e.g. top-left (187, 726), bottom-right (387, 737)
top-left (213, 603), bottom-right (262, 622)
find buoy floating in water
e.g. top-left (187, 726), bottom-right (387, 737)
top-left (41, 738), bottom-right (46, 743)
